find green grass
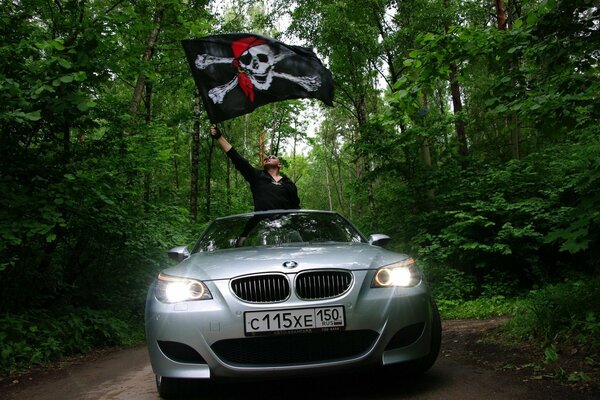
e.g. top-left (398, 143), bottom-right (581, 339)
top-left (437, 295), bottom-right (525, 320)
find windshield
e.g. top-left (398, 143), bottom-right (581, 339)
top-left (192, 212), bottom-right (365, 252)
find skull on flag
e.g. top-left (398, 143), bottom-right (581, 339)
top-left (193, 36), bottom-right (323, 104)
top-left (182, 33), bottom-right (334, 123)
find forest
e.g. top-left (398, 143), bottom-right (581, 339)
top-left (0, 0), bottom-right (598, 381)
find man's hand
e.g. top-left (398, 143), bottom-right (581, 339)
top-left (210, 124), bottom-right (222, 139)
top-left (210, 124), bottom-right (232, 152)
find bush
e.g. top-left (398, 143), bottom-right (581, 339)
top-left (437, 296), bottom-right (525, 320)
top-left (504, 276), bottom-right (600, 349)
top-left (0, 308), bottom-right (143, 376)
top-left (425, 266), bottom-right (477, 300)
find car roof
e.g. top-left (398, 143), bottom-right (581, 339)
top-left (214, 209), bottom-right (340, 221)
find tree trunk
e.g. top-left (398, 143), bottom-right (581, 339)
top-left (258, 130), bottom-right (266, 165)
top-left (367, 181), bottom-right (376, 230)
top-left (172, 145), bottom-right (179, 190)
top-left (496, 0), bottom-right (521, 159)
top-left (271, 109), bottom-right (284, 156)
top-left (128, 6), bottom-right (164, 115)
top-left (512, 114), bottom-right (521, 160)
top-left (143, 80), bottom-right (153, 207)
top-left (372, 7), bottom-right (399, 87)
top-left (325, 163), bottom-right (333, 211)
top-left (291, 130), bottom-right (298, 182)
top-left (226, 156), bottom-right (231, 209)
top-left (444, 0), bottom-right (468, 160)
top-left (419, 93), bottom-right (435, 199)
top-left (354, 94), bottom-right (367, 180)
top-left (449, 63), bottom-right (468, 158)
top-left (495, 0), bottom-right (507, 30)
top-left (420, 92), bottom-right (433, 167)
top-left (171, 123), bottom-right (181, 191)
top-left (190, 88), bottom-right (201, 223)
top-left (205, 139), bottom-right (214, 216)
top-left (356, 95), bottom-right (376, 222)
top-left (325, 143), bottom-right (346, 213)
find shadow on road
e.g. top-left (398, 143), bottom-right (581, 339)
top-left (173, 366), bottom-right (447, 400)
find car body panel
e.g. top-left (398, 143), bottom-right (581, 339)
top-left (145, 210), bottom-right (440, 385)
top-left (164, 244), bottom-right (410, 281)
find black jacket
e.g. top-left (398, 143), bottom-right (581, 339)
top-left (226, 147), bottom-right (301, 211)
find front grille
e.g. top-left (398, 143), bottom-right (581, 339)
top-left (212, 330), bottom-right (378, 365)
top-left (231, 273), bottom-right (290, 303)
top-left (295, 270), bottom-right (353, 300)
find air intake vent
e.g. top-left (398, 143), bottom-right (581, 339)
top-left (231, 274), bottom-right (290, 303)
top-left (212, 330), bottom-right (378, 365)
top-left (295, 270), bottom-right (353, 300)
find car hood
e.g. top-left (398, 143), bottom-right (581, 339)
top-left (161, 243), bottom-right (409, 281)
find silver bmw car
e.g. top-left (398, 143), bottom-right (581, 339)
top-left (145, 210), bottom-right (441, 398)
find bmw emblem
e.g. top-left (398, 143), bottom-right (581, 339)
top-left (282, 261), bottom-right (298, 269)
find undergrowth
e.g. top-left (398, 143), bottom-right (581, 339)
top-left (434, 275), bottom-right (599, 387)
top-left (435, 275), bottom-right (600, 351)
top-left (0, 308), bottom-right (144, 377)
top-left (504, 276), bottom-right (600, 350)
top-left (437, 296), bottom-right (525, 320)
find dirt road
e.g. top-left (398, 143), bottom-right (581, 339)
top-left (1, 319), bottom-right (598, 400)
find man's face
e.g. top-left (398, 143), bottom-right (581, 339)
top-left (263, 155), bottom-right (281, 169)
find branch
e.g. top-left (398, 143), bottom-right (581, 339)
top-left (104, 0), bottom-right (127, 15)
top-left (54, 0), bottom-right (63, 13)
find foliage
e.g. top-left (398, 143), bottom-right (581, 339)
top-left (0, 0), bottom-right (210, 374)
top-left (504, 276), bottom-right (600, 349)
top-left (1, 0), bottom-right (599, 378)
top-left (0, 308), bottom-right (143, 376)
top-left (436, 296), bottom-right (525, 320)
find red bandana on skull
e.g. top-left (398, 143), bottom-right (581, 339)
top-left (231, 36), bottom-right (266, 102)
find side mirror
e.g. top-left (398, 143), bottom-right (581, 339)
top-left (368, 234), bottom-right (391, 247)
top-left (167, 246), bottom-right (190, 262)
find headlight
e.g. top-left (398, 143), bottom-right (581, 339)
top-left (371, 258), bottom-right (421, 288)
top-left (154, 273), bottom-right (213, 303)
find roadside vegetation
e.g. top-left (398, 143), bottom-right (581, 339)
top-left (432, 275), bottom-right (600, 353)
top-left (430, 273), bottom-right (600, 387)
top-left (1, 0), bottom-right (598, 386)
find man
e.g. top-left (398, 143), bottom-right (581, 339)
top-left (210, 124), bottom-right (301, 211)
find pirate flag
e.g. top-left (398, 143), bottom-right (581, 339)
top-left (182, 33), bottom-right (334, 123)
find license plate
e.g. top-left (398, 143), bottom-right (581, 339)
top-left (244, 306), bottom-right (345, 336)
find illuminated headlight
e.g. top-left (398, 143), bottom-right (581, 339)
top-left (371, 258), bottom-right (421, 288)
top-left (155, 273), bottom-right (212, 303)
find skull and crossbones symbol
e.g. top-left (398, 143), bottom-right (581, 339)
top-left (194, 36), bottom-right (323, 104)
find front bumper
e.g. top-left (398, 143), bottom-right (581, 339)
top-left (145, 270), bottom-right (436, 379)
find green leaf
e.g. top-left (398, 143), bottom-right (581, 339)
top-left (51, 40), bottom-right (65, 50)
top-left (423, 33), bottom-right (436, 42)
top-left (77, 101), bottom-right (96, 112)
top-left (527, 13), bottom-right (538, 25)
top-left (34, 84), bottom-right (55, 95)
top-left (11, 110), bottom-right (41, 122)
top-left (57, 58), bottom-right (72, 69)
